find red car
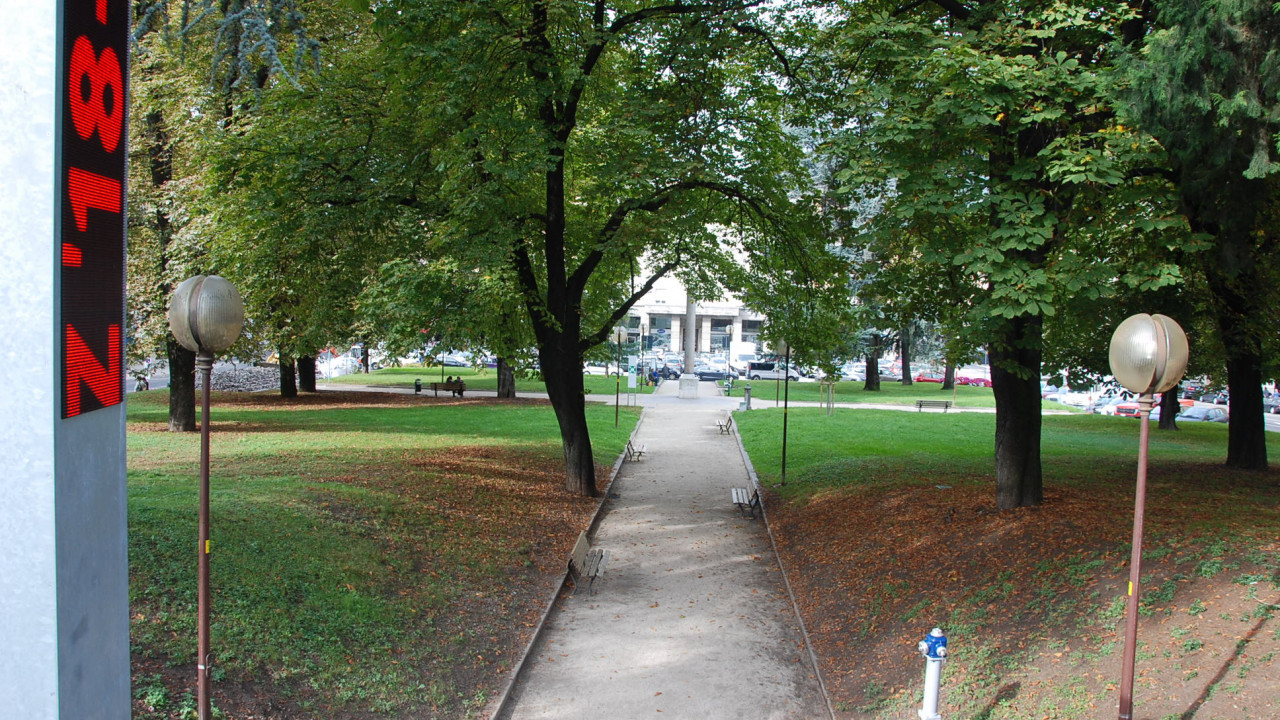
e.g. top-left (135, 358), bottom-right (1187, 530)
top-left (959, 375), bottom-right (993, 387)
top-left (913, 373), bottom-right (944, 383)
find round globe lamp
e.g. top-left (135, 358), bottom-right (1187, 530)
top-left (167, 275), bottom-right (244, 720)
top-left (1108, 314), bottom-right (1188, 720)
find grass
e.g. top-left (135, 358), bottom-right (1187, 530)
top-left (725, 377), bottom-right (1078, 411)
top-left (736, 407), bottom-right (1280, 719)
top-left (126, 390), bottom-right (638, 718)
top-left (322, 364), bottom-right (657, 395)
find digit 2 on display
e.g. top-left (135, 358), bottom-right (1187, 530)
top-left (61, 0), bottom-right (127, 418)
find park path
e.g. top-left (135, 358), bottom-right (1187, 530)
top-left (498, 381), bottom-right (830, 720)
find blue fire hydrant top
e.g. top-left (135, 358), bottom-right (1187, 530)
top-left (922, 627), bottom-right (947, 659)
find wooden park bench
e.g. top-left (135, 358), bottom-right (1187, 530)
top-left (569, 531), bottom-right (608, 595)
top-left (915, 399), bottom-right (952, 413)
top-left (428, 380), bottom-right (466, 397)
top-left (731, 486), bottom-right (761, 519)
top-left (625, 439), bottom-right (647, 462)
top-left (716, 414), bottom-right (735, 434)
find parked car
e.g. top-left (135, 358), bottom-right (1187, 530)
top-left (913, 372), bottom-right (944, 383)
top-left (1200, 390), bottom-right (1228, 405)
top-left (959, 376), bottom-right (993, 387)
top-left (1151, 405), bottom-right (1228, 423)
top-left (1113, 402), bottom-right (1141, 418)
top-left (694, 367), bottom-right (737, 381)
top-left (745, 360), bottom-right (800, 381)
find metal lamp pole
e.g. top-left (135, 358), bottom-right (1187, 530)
top-left (1108, 314), bottom-right (1188, 720)
top-left (781, 342), bottom-right (791, 486)
top-left (613, 327), bottom-right (626, 428)
top-left (169, 276), bottom-right (245, 720)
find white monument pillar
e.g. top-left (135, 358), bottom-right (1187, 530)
top-left (679, 292), bottom-right (699, 398)
top-left (1, 2), bottom-right (132, 717)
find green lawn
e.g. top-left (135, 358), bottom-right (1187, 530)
top-left (735, 408), bottom-right (1261, 495)
top-left (126, 390), bottom-right (638, 718)
top-left (724, 377), bottom-right (1075, 411)
top-left (322, 364), bottom-right (657, 395)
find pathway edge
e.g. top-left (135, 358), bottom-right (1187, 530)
top-left (733, 411), bottom-right (838, 720)
top-left (484, 407), bottom-right (648, 720)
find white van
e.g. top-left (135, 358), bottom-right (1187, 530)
top-left (745, 360), bottom-right (800, 381)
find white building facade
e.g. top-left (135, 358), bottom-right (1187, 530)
top-left (622, 273), bottom-right (764, 354)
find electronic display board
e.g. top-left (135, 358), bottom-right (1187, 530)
top-left (60, 0), bottom-right (127, 418)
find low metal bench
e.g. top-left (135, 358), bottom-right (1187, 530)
top-left (731, 486), bottom-right (761, 519)
top-left (716, 414), bottom-right (735, 434)
top-left (569, 531), bottom-right (608, 595)
top-left (915, 399), bottom-right (952, 412)
top-left (625, 440), bottom-right (647, 461)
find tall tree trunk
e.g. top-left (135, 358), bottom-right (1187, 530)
top-left (990, 314), bottom-right (1044, 509)
top-left (900, 325), bottom-right (913, 385)
top-left (168, 339), bottom-right (197, 432)
top-left (1224, 353), bottom-right (1267, 469)
top-left (145, 107), bottom-right (198, 432)
top-left (297, 356), bottom-right (317, 392)
top-left (279, 352), bottom-right (297, 398)
top-left (540, 347), bottom-right (597, 497)
top-left (1157, 382), bottom-right (1181, 431)
top-left (496, 357), bottom-right (516, 398)
top-left (942, 362), bottom-right (956, 391)
top-left (1197, 209), bottom-right (1269, 470)
top-left (863, 335), bottom-right (882, 392)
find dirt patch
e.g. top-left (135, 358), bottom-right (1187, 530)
top-left (768, 471), bottom-right (1280, 719)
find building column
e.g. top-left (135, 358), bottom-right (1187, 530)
top-left (700, 317), bottom-right (712, 353)
top-left (733, 317), bottom-right (743, 342)
top-left (671, 317), bottom-right (682, 353)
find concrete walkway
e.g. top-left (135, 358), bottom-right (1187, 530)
top-left (498, 381), bottom-right (830, 720)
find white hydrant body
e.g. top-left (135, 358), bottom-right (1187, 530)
top-left (917, 627), bottom-right (947, 720)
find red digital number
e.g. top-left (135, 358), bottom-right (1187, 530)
top-left (65, 324), bottom-right (121, 417)
top-left (66, 166), bottom-right (121, 232)
top-left (68, 35), bottom-right (123, 153)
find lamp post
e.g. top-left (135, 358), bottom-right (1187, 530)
top-left (777, 340), bottom-right (791, 486)
top-left (613, 326), bottom-right (627, 428)
top-left (168, 275), bottom-right (245, 720)
top-left (1108, 313), bottom-right (1188, 720)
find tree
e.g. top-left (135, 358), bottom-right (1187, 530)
top-left (129, 0), bottom-right (322, 423)
top-left (209, 0), bottom-right (826, 496)
top-left (1119, 0), bottom-right (1280, 469)
top-left (825, 0), bottom-right (1175, 508)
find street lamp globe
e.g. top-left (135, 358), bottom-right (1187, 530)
top-left (1108, 313), bottom-right (1189, 396)
top-left (168, 275), bottom-right (245, 355)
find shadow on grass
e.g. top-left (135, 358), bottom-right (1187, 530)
top-left (973, 682), bottom-right (1021, 720)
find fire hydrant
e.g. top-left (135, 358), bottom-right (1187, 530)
top-left (917, 627), bottom-right (948, 720)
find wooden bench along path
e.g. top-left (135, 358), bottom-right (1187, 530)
top-left (569, 531), bottom-right (608, 595)
top-left (731, 486), bottom-right (761, 519)
top-left (716, 414), bottom-right (735, 434)
top-left (625, 439), bottom-right (647, 462)
top-left (915, 399), bottom-right (952, 412)
top-left (429, 380), bottom-right (466, 397)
